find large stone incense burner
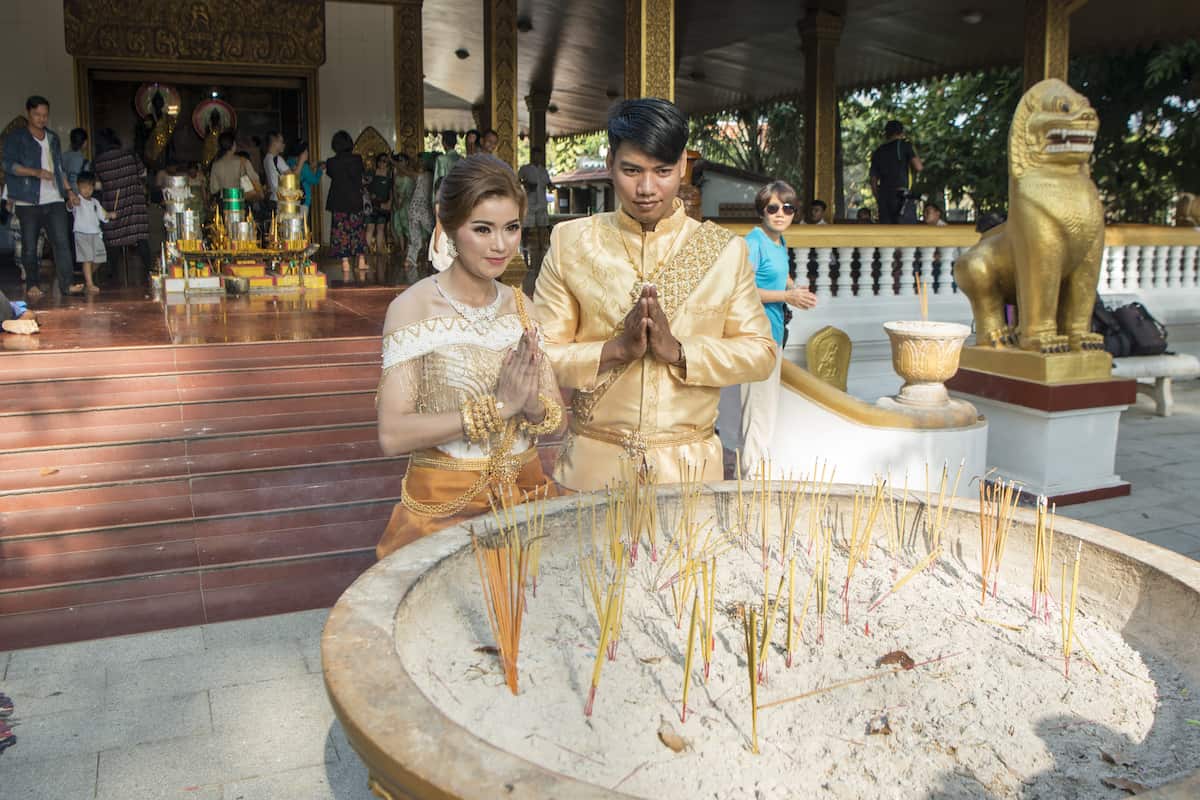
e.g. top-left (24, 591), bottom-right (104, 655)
top-left (323, 482), bottom-right (1200, 799)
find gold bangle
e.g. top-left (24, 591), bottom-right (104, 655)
top-left (460, 403), bottom-right (474, 441)
top-left (480, 395), bottom-right (502, 434)
top-left (521, 393), bottom-right (563, 436)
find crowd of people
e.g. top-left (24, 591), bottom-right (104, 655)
top-left (0, 89), bottom-right (537, 297)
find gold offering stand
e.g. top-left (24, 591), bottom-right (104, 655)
top-left (168, 207), bottom-right (324, 293)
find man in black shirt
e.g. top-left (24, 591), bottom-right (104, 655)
top-left (869, 120), bottom-right (923, 224)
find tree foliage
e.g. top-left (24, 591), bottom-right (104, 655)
top-left (680, 43), bottom-right (1198, 223)
top-left (688, 101), bottom-right (804, 187)
top-left (547, 131), bottom-right (608, 176)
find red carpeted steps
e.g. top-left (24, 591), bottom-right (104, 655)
top-left (0, 337), bottom-right (404, 649)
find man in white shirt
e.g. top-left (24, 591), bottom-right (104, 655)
top-left (1, 95), bottom-right (78, 300)
top-left (262, 131), bottom-right (290, 203)
top-left (518, 146), bottom-right (554, 293)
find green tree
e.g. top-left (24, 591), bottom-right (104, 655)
top-left (547, 131), bottom-right (608, 176)
top-left (687, 101), bottom-right (804, 187)
top-left (1072, 43), bottom-right (1200, 222)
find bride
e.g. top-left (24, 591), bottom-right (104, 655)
top-left (374, 154), bottom-right (563, 559)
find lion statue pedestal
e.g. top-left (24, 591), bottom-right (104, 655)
top-left (946, 79), bottom-right (1137, 505)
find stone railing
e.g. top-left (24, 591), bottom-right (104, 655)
top-left (715, 222), bottom-right (1200, 399)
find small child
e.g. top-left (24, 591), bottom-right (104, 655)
top-left (71, 172), bottom-right (116, 294)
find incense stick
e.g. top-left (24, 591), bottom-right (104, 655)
top-left (470, 514), bottom-right (532, 695)
top-left (681, 592), bottom-right (700, 721)
top-left (757, 651), bottom-right (961, 710)
top-left (744, 607), bottom-right (760, 753)
top-left (1061, 542), bottom-right (1082, 677)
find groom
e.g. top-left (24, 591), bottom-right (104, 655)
top-left (534, 98), bottom-right (776, 491)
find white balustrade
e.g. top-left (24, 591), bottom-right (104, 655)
top-left (1186, 246), bottom-right (1200, 288)
top-left (941, 247), bottom-right (959, 295)
top-left (849, 247), bottom-right (863, 296)
top-left (1109, 246), bottom-right (1126, 291)
top-left (1168, 245), bottom-right (1184, 289)
top-left (1132, 245), bottom-right (1148, 290)
top-left (916, 246), bottom-right (935, 295)
top-left (898, 247), bottom-right (916, 295)
top-left (1098, 246), bottom-right (1113, 292)
top-left (813, 247), bottom-right (834, 299)
top-left (1152, 245), bottom-right (1169, 289)
top-left (877, 247), bottom-right (895, 296)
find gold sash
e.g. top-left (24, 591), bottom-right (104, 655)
top-left (571, 220), bottom-right (734, 426)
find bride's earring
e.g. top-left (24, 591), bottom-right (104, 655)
top-left (446, 238), bottom-right (459, 259)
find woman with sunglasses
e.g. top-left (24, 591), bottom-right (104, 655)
top-left (739, 180), bottom-right (818, 476)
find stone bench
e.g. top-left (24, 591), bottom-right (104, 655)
top-left (1112, 353), bottom-right (1200, 416)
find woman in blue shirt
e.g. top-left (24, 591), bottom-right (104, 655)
top-left (740, 180), bottom-right (817, 474)
top-left (287, 140), bottom-right (324, 226)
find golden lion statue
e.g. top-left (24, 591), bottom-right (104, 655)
top-left (954, 79), bottom-right (1105, 354)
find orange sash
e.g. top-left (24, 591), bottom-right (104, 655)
top-left (376, 451), bottom-right (560, 560)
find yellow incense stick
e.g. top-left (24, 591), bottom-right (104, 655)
top-left (681, 592), bottom-right (700, 721)
top-left (745, 608), bottom-right (760, 753)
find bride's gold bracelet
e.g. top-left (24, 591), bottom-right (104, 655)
top-left (520, 393), bottom-right (563, 436)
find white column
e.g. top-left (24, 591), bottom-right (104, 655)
top-left (830, 247), bottom-right (844, 296)
top-left (898, 247), bottom-right (917, 295)
top-left (942, 247), bottom-right (959, 294)
top-left (916, 246), bottom-right (935, 295)
top-left (848, 247), bottom-right (862, 296)
top-left (877, 247), bottom-right (896, 296)
top-left (1185, 245), bottom-right (1200, 288)
top-left (1098, 246), bottom-right (1113, 292)
top-left (813, 247), bottom-right (834, 299)
top-left (1152, 245), bottom-right (1169, 289)
top-left (1125, 245), bottom-right (1142, 291)
top-left (1108, 246), bottom-right (1126, 292)
top-left (1168, 245), bottom-right (1184, 289)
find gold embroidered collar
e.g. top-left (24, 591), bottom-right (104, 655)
top-left (615, 197), bottom-right (687, 238)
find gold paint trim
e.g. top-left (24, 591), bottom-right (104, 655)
top-left (780, 359), bottom-right (966, 430)
top-left (958, 346), bottom-right (1113, 384)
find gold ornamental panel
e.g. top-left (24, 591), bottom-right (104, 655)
top-left (624, 0), bottom-right (674, 101)
top-left (393, 2), bottom-right (424, 159)
top-left (63, 0), bottom-right (326, 67)
top-left (485, 0), bottom-right (519, 168)
top-left (806, 325), bottom-right (852, 392)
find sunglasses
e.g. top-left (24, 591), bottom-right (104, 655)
top-left (765, 203), bottom-right (796, 215)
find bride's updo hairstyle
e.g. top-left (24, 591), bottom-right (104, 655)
top-left (436, 154), bottom-right (528, 231)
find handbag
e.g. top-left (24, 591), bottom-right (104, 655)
top-left (1114, 302), bottom-right (1168, 356)
top-left (1091, 296), bottom-right (1132, 358)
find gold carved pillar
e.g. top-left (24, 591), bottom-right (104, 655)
top-left (393, 0), bottom-right (425, 158)
top-left (800, 10), bottom-right (842, 216)
top-left (623, 0), bottom-right (674, 100)
top-left (526, 90), bottom-right (550, 154)
top-left (1023, 1), bottom-right (1088, 91)
top-left (483, 0), bottom-right (519, 168)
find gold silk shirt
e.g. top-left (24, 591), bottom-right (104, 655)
top-left (534, 200), bottom-right (776, 491)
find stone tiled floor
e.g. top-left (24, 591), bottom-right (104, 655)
top-left (1, 381), bottom-right (1197, 798)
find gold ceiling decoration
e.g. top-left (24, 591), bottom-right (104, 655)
top-left (63, 0), bottom-right (325, 67)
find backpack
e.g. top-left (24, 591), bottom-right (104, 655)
top-left (1114, 302), bottom-right (1168, 356)
top-left (1091, 297), bottom-right (1132, 358)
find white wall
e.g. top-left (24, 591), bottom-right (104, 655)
top-left (0, 2), bottom-right (75, 137)
top-left (318, 1), bottom-right (396, 243)
top-left (700, 172), bottom-right (760, 218)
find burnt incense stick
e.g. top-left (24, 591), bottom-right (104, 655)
top-left (757, 651), bottom-right (961, 710)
